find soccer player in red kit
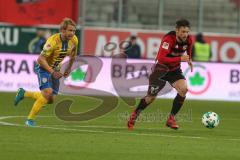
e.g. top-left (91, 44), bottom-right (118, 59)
top-left (128, 19), bottom-right (193, 130)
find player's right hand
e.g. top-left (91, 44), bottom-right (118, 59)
top-left (52, 71), bottom-right (63, 79)
top-left (180, 55), bottom-right (190, 62)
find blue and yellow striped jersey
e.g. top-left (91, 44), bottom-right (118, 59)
top-left (40, 33), bottom-right (78, 69)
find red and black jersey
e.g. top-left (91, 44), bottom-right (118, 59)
top-left (156, 31), bottom-right (193, 71)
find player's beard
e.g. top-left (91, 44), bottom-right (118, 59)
top-left (178, 36), bottom-right (187, 43)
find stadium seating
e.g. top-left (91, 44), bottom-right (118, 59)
top-left (85, 0), bottom-right (239, 33)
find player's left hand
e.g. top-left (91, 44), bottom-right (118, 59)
top-left (63, 69), bottom-right (71, 78)
top-left (52, 71), bottom-right (63, 79)
top-left (188, 61), bottom-right (193, 72)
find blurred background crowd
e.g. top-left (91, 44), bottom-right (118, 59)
top-left (0, 0), bottom-right (239, 63)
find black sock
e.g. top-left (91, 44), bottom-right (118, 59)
top-left (135, 98), bottom-right (149, 115)
top-left (170, 94), bottom-right (186, 116)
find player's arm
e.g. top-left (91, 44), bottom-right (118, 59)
top-left (63, 38), bottom-right (78, 78)
top-left (37, 55), bottom-right (63, 79)
top-left (37, 55), bottom-right (54, 74)
top-left (63, 50), bottom-right (76, 78)
top-left (187, 37), bottom-right (193, 72)
top-left (38, 40), bottom-right (62, 79)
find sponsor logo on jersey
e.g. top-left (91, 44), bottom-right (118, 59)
top-left (170, 52), bottom-right (182, 56)
top-left (183, 45), bottom-right (188, 50)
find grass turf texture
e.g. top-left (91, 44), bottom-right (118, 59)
top-left (0, 92), bottom-right (239, 160)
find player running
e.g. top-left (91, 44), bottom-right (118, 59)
top-left (128, 19), bottom-right (193, 130)
top-left (14, 18), bottom-right (78, 126)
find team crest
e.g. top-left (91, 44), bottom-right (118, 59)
top-left (42, 78), bottom-right (48, 83)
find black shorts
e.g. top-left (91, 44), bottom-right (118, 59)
top-left (147, 64), bottom-right (185, 96)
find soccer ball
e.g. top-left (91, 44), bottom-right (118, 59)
top-left (202, 112), bottom-right (220, 129)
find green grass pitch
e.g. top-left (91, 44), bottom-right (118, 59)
top-left (0, 92), bottom-right (240, 160)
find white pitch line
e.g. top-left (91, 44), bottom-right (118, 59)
top-left (41, 124), bottom-right (171, 130)
top-left (0, 116), bottom-right (240, 141)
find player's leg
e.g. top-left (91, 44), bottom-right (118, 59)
top-left (135, 95), bottom-right (156, 115)
top-left (24, 91), bottom-right (42, 100)
top-left (128, 65), bottom-right (167, 130)
top-left (14, 89), bottom-right (43, 106)
top-left (50, 75), bottom-right (60, 102)
top-left (14, 65), bottom-right (44, 106)
top-left (25, 67), bottom-right (54, 126)
top-left (26, 88), bottom-right (52, 126)
top-left (26, 73), bottom-right (60, 126)
top-left (166, 70), bottom-right (187, 129)
top-left (127, 94), bottom-right (157, 130)
top-left (171, 79), bottom-right (187, 115)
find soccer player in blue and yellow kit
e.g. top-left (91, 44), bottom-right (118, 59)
top-left (14, 18), bottom-right (78, 126)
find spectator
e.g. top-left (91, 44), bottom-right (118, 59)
top-left (28, 29), bottom-right (51, 54)
top-left (192, 33), bottom-right (211, 62)
top-left (124, 35), bottom-right (141, 59)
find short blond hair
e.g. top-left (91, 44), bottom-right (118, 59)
top-left (60, 18), bottom-right (76, 30)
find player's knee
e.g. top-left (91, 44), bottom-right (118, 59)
top-left (47, 97), bottom-right (54, 104)
top-left (145, 95), bottom-right (156, 104)
top-left (179, 87), bottom-right (188, 97)
top-left (44, 94), bottom-right (53, 103)
top-left (42, 90), bottom-right (53, 103)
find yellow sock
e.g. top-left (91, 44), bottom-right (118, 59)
top-left (27, 94), bottom-right (48, 120)
top-left (24, 91), bottom-right (41, 100)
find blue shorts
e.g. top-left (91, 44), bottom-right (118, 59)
top-left (35, 65), bottom-right (60, 95)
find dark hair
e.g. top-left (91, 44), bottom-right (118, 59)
top-left (130, 35), bottom-right (137, 40)
top-left (196, 33), bottom-right (205, 43)
top-left (176, 19), bottom-right (190, 28)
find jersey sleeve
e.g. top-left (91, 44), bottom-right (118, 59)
top-left (40, 37), bottom-right (55, 57)
top-left (156, 36), bottom-right (181, 63)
